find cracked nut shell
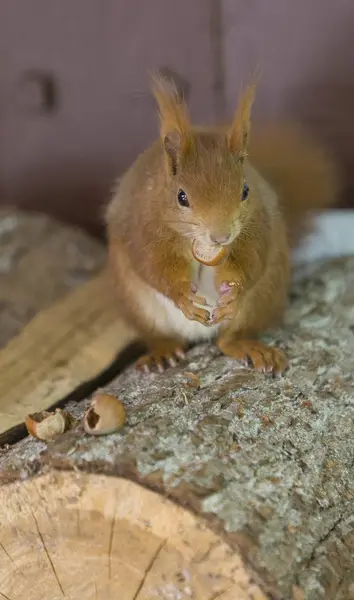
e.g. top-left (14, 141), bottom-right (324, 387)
top-left (192, 239), bottom-right (228, 266)
top-left (84, 393), bottom-right (126, 436)
top-left (25, 409), bottom-right (76, 441)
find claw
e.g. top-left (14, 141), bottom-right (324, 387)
top-left (211, 307), bottom-right (234, 325)
top-left (135, 341), bottom-right (187, 374)
top-left (168, 356), bottom-right (177, 368)
top-left (218, 338), bottom-right (289, 377)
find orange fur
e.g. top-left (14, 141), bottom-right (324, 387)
top-left (151, 72), bottom-right (190, 143)
top-left (227, 82), bottom-right (256, 158)
top-left (249, 123), bottom-right (339, 246)
top-left (151, 72), bottom-right (193, 175)
top-left (106, 76), bottom-right (339, 374)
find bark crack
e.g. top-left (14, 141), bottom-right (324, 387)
top-left (192, 540), bottom-right (220, 564)
top-left (0, 541), bottom-right (25, 579)
top-left (132, 539), bottom-right (166, 600)
top-left (108, 505), bottom-right (117, 580)
top-left (0, 592), bottom-right (14, 600)
top-left (306, 512), bottom-right (345, 566)
top-left (29, 507), bottom-right (66, 597)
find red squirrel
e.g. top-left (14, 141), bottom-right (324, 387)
top-left (106, 75), bottom-right (338, 375)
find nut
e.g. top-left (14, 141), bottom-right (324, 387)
top-left (25, 409), bottom-right (76, 441)
top-left (84, 393), bottom-right (126, 436)
top-left (192, 239), bottom-right (228, 266)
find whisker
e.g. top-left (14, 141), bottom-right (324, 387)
top-left (163, 220), bottom-right (206, 238)
top-left (163, 219), bottom-right (200, 227)
top-left (142, 235), bottom-right (178, 251)
top-left (141, 228), bottom-right (200, 251)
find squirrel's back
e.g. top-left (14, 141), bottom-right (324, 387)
top-left (249, 123), bottom-right (339, 246)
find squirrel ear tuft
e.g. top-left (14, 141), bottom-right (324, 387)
top-left (227, 80), bottom-right (257, 160)
top-left (163, 131), bottom-right (182, 176)
top-left (151, 71), bottom-right (192, 175)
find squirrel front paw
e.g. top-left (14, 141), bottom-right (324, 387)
top-left (172, 282), bottom-right (211, 326)
top-left (217, 337), bottom-right (288, 376)
top-left (211, 281), bottom-right (240, 325)
top-left (136, 339), bottom-right (187, 374)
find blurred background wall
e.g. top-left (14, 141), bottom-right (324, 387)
top-left (0, 0), bottom-right (353, 236)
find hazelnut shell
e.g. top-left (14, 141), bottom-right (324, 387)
top-left (192, 239), bottom-right (228, 266)
top-left (84, 393), bottom-right (126, 436)
top-left (25, 409), bottom-right (76, 441)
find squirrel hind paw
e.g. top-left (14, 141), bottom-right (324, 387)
top-left (135, 340), bottom-right (187, 374)
top-left (217, 338), bottom-right (288, 377)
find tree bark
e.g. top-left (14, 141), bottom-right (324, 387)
top-left (1, 257), bottom-right (354, 600)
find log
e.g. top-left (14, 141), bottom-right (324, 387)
top-left (1, 257), bottom-right (354, 600)
top-left (0, 209), bottom-right (136, 435)
top-left (0, 208), bottom-right (105, 348)
top-left (0, 471), bottom-right (265, 600)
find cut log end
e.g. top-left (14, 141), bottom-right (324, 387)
top-left (0, 470), bottom-right (267, 600)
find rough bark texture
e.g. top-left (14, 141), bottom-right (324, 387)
top-left (1, 256), bottom-right (354, 600)
top-left (0, 208), bottom-right (106, 348)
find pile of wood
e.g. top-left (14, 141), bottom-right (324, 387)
top-left (1, 210), bottom-right (354, 599)
top-left (0, 209), bottom-right (135, 436)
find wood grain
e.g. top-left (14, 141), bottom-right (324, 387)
top-left (0, 209), bottom-right (136, 434)
top-left (0, 470), bottom-right (266, 600)
top-left (0, 270), bottom-right (136, 434)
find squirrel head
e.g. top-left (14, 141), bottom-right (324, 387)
top-left (151, 73), bottom-right (257, 247)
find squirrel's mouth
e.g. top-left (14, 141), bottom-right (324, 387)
top-left (203, 225), bottom-right (240, 248)
top-left (192, 239), bottom-right (228, 266)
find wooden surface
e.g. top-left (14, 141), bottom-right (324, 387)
top-left (0, 470), bottom-right (266, 600)
top-left (2, 256), bottom-right (354, 600)
top-left (0, 209), bottom-right (136, 435)
top-left (0, 270), bottom-right (136, 434)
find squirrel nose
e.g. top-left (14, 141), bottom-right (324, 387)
top-left (210, 233), bottom-right (232, 245)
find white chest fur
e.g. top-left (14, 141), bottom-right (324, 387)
top-left (147, 261), bottom-right (220, 342)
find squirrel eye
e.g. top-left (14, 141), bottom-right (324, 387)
top-left (177, 188), bottom-right (190, 207)
top-left (242, 182), bottom-right (249, 201)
